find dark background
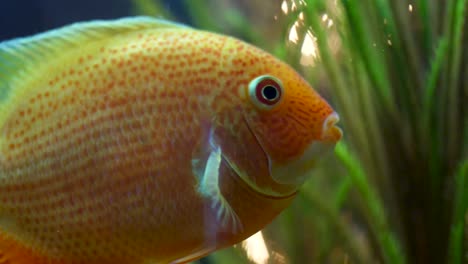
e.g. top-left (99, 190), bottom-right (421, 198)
top-left (0, 0), bottom-right (187, 40)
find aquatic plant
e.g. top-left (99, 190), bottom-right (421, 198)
top-left (134, 1), bottom-right (466, 263)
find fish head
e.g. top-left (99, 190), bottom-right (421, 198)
top-left (241, 73), bottom-right (342, 187)
top-left (216, 38), bottom-right (342, 196)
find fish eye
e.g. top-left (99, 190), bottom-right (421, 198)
top-left (248, 75), bottom-right (283, 110)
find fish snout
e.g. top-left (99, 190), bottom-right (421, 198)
top-left (269, 112), bottom-right (342, 186)
top-left (321, 112), bottom-right (342, 143)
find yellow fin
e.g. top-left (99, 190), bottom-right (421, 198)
top-left (195, 132), bottom-right (243, 234)
top-left (0, 16), bottom-right (189, 102)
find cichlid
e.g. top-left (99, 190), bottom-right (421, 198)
top-left (0, 17), bottom-right (342, 263)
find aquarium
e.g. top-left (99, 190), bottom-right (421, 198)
top-left (0, 0), bottom-right (466, 264)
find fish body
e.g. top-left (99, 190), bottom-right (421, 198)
top-left (0, 17), bottom-right (342, 263)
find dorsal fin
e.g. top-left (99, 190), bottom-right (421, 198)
top-left (0, 16), bottom-right (189, 101)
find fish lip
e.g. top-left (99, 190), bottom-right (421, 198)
top-left (321, 112), bottom-right (343, 142)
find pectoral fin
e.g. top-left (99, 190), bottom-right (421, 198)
top-left (194, 138), bottom-right (243, 234)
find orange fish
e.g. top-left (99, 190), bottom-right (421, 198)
top-left (0, 17), bottom-right (342, 263)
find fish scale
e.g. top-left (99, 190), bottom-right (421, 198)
top-left (0, 28), bottom-right (223, 263)
top-left (0, 17), bottom-right (341, 263)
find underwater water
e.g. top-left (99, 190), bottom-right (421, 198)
top-left (0, 0), bottom-right (466, 264)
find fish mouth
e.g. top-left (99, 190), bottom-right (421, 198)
top-left (321, 112), bottom-right (343, 143)
top-left (270, 112), bottom-right (342, 185)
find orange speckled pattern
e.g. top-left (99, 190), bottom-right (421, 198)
top-left (0, 18), bottom-right (340, 264)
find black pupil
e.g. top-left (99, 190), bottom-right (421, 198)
top-left (262, 85), bottom-right (278, 101)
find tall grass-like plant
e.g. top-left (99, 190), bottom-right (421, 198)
top-left (133, 1), bottom-right (466, 263)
